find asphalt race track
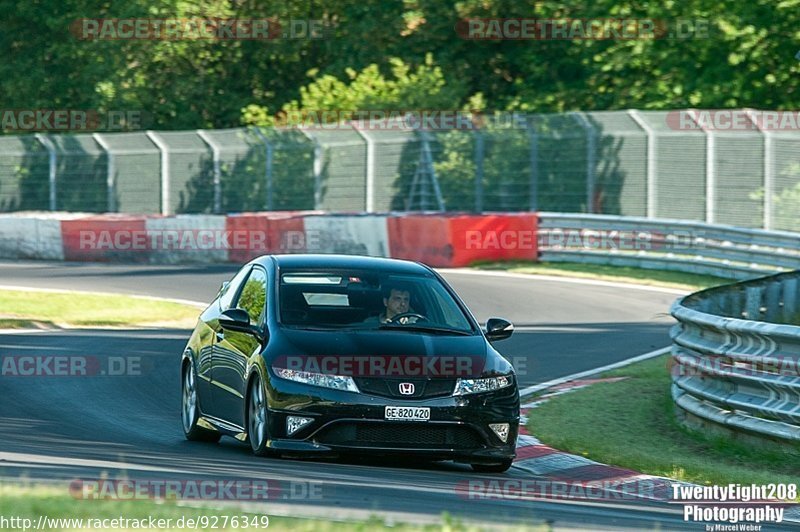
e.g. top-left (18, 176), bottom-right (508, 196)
top-left (0, 261), bottom-right (682, 388)
top-left (0, 260), bottom-right (763, 529)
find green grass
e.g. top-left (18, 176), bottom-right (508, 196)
top-left (526, 355), bottom-right (800, 492)
top-left (0, 290), bottom-right (200, 328)
top-left (472, 261), bottom-right (731, 291)
top-left (0, 484), bottom-right (546, 531)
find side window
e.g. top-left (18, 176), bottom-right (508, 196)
top-left (219, 266), bottom-right (252, 311)
top-left (234, 267), bottom-right (268, 325)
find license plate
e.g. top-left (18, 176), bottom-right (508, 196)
top-left (384, 406), bottom-right (430, 421)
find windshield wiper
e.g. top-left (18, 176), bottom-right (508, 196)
top-left (377, 324), bottom-right (472, 336)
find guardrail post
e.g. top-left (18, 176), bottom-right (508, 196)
top-left (196, 130), bottom-right (222, 214)
top-left (783, 277), bottom-right (798, 321)
top-left (91, 133), bottom-right (116, 213)
top-left (252, 127), bottom-right (274, 211)
top-left (34, 134), bottom-right (57, 211)
top-left (744, 286), bottom-right (763, 319)
top-left (627, 110), bottom-right (656, 218)
top-left (571, 112), bottom-right (596, 213)
top-left (146, 131), bottom-right (171, 215)
top-left (764, 281), bottom-right (781, 322)
top-left (474, 129), bottom-right (484, 213)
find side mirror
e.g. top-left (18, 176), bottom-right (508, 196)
top-left (219, 308), bottom-right (257, 335)
top-left (485, 317), bottom-right (514, 342)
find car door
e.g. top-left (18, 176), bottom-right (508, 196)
top-left (198, 264), bottom-right (252, 420)
top-left (211, 265), bottom-right (268, 428)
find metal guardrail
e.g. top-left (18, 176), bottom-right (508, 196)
top-left (670, 271), bottom-right (800, 444)
top-left (538, 213), bottom-right (800, 279)
top-left (537, 213), bottom-right (800, 444)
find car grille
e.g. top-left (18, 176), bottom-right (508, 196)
top-left (354, 378), bottom-right (456, 400)
top-left (315, 422), bottom-right (485, 450)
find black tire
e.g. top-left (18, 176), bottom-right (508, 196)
top-left (471, 459), bottom-right (514, 473)
top-left (181, 362), bottom-right (221, 443)
top-left (247, 375), bottom-right (274, 456)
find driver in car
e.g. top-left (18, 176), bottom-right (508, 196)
top-left (365, 283), bottom-right (420, 324)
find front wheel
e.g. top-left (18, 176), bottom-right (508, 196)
top-left (181, 362), bottom-right (220, 442)
top-left (247, 375), bottom-right (274, 456)
top-left (471, 459), bottom-right (513, 473)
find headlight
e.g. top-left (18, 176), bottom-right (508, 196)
top-left (274, 368), bottom-right (360, 393)
top-left (453, 375), bottom-right (513, 396)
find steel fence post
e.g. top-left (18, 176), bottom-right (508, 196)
top-left (34, 134), bottom-right (57, 211)
top-left (146, 131), bottom-right (171, 215)
top-left (196, 130), bottom-right (222, 214)
top-left (627, 109), bottom-right (657, 218)
top-left (353, 126), bottom-right (375, 213)
top-left (299, 128), bottom-right (323, 209)
top-left (91, 133), bottom-right (116, 213)
top-left (571, 112), bottom-right (596, 213)
top-left (745, 109), bottom-right (774, 230)
top-left (527, 116), bottom-right (538, 212)
top-left (474, 128), bottom-right (484, 213)
top-left (252, 127), bottom-right (274, 211)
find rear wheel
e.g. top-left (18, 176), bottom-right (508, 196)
top-left (248, 375), bottom-right (273, 456)
top-left (181, 362), bottom-right (220, 442)
top-left (471, 459), bottom-right (513, 473)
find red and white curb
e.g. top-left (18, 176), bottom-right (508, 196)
top-left (512, 404), bottom-right (677, 504)
top-left (510, 388), bottom-right (800, 523)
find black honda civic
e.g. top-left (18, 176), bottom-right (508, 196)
top-left (180, 254), bottom-right (519, 472)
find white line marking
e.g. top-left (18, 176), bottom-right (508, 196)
top-left (0, 284), bottom-right (207, 308)
top-left (438, 268), bottom-right (690, 295)
top-left (519, 346), bottom-right (672, 399)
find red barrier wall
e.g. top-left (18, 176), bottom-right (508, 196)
top-left (387, 213), bottom-right (538, 267)
top-left (61, 216), bottom-right (149, 262)
top-left (225, 213), bottom-right (307, 263)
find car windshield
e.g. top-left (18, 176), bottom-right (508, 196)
top-left (278, 269), bottom-right (475, 334)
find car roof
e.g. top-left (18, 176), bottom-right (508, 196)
top-left (254, 254), bottom-right (434, 275)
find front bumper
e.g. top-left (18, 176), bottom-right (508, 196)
top-left (263, 374), bottom-right (520, 463)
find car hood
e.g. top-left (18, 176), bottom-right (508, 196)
top-left (270, 329), bottom-right (511, 379)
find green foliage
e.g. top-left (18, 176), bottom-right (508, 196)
top-left (3, 1), bottom-right (800, 214)
top-left (4, 0), bottom-right (799, 131)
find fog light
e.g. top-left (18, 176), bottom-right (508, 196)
top-left (286, 416), bottom-right (313, 436)
top-left (489, 423), bottom-right (510, 443)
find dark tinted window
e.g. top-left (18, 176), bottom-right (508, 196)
top-left (278, 269), bottom-right (473, 333)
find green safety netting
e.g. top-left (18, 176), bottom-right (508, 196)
top-left (0, 112), bottom-right (795, 232)
top-left (97, 132), bottom-right (161, 214)
top-left (635, 111), bottom-right (707, 221)
top-left (48, 134), bottom-right (107, 212)
top-left (0, 135), bottom-right (49, 211)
